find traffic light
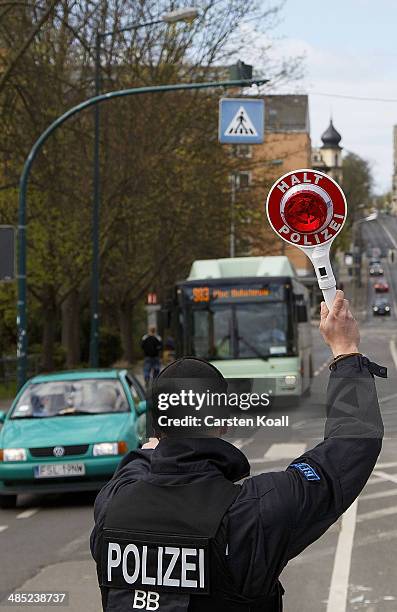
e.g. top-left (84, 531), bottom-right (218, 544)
top-left (229, 60), bottom-right (253, 81)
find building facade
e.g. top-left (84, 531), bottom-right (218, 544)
top-left (230, 94), bottom-right (313, 275)
top-left (229, 101), bottom-right (345, 280)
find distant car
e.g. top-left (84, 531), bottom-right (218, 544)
top-left (0, 369), bottom-right (147, 508)
top-left (374, 281), bottom-right (389, 293)
top-left (369, 259), bottom-right (381, 267)
top-left (369, 263), bottom-right (384, 276)
top-left (372, 299), bottom-right (391, 316)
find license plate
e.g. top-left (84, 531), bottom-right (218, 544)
top-left (34, 463), bottom-right (86, 479)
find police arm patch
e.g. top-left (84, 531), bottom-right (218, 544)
top-left (290, 462), bottom-right (321, 481)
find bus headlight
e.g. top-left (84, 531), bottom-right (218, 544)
top-left (284, 375), bottom-right (297, 387)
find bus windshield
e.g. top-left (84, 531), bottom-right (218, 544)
top-left (191, 302), bottom-right (288, 360)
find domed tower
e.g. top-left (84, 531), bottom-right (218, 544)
top-left (320, 119), bottom-right (343, 183)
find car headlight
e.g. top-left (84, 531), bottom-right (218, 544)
top-left (284, 375), bottom-right (297, 387)
top-left (374, 307), bottom-right (378, 311)
top-left (2, 448), bottom-right (27, 462)
top-left (93, 442), bottom-right (127, 456)
top-left (385, 306), bottom-right (390, 311)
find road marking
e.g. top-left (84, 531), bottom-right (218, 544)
top-left (233, 435), bottom-right (257, 450)
top-left (389, 338), bottom-right (397, 371)
top-left (376, 461), bottom-right (397, 469)
top-left (314, 359), bottom-right (329, 377)
top-left (360, 488), bottom-right (397, 502)
top-left (291, 527), bottom-right (397, 567)
top-left (57, 530), bottom-right (92, 557)
top-left (379, 393), bottom-right (397, 405)
top-left (357, 505), bottom-right (397, 523)
top-left (264, 443), bottom-right (306, 461)
top-left (326, 500), bottom-right (358, 612)
top-left (372, 470), bottom-right (397, 485)
top-left (232, 438), bottom-right (243, 448)
top-left (16, 508), bottom-right (38, 520)
top-left (0, 525), bottom-right (8, 533)
top-left (366, 474), bottom-right (391, 486)
top-left (379, 219), bottom-right (397, 249)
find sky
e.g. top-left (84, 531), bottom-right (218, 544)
top-left (244, 0), bottom-right (397, 193)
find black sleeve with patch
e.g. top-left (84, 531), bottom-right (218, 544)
top-left (251, 355), bottom-right (384, 566)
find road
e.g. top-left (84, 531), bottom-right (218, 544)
top-left (0, 213), bottom-right (396, 611)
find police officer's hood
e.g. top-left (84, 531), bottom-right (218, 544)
top-left (115, 437), bottom-right (250, 486)
top-left (151, 437), bottom-right (250, 482)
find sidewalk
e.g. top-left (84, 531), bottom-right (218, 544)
top-left (1, 559), bottom-right (101, 612)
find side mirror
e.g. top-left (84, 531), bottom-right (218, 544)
top-left (136, 400), bottom-right (147, 416)
top-left (0, 411), bottom-right (6, 423)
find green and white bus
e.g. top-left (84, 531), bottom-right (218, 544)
top-left (169, 256), bottom-right (313, 401)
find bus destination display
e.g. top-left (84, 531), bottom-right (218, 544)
top-left (185, 284), bottom-right (284, 303)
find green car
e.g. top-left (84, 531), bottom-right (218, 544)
top-left (0, 369), bottom-right (147, 508)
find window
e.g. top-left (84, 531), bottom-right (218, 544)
top-left (230, 144), bottom-right (252, 158)
top-left (191, 302), bottom-right (288, 360)
top-left (238, 171), bottom-right (251, 189)
top-left (237, 145), bottom-right (252, 158)
top-left (126, 374), bottom-right (143, 403)
top-left (12, 379), bottom-right (129, 417)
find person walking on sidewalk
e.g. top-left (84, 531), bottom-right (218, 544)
top-left (141, 326), bottom-right (162, 386)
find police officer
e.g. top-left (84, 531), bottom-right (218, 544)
top-left (91, 290), bottom-right (385, 611)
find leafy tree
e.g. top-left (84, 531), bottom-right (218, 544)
top-left (0, 0), bottom-right (304, 370)
top-left (330, 152), bottom-right (374, 252)
top-left (342, 152), bottom-right (373, 220)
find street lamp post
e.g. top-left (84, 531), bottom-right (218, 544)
top-left (230, 172), bottom-right (237, 258)
top-left (90, 7), bottom-right (200, 367)
top-left (16, 75), bottom-right (268, 388)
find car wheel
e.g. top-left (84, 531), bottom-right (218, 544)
top-left (0, 495), bottom-right (17, 509)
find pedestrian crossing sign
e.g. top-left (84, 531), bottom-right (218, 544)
top-left (219, 98), bottom-right (264, 144)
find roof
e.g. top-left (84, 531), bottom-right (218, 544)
top-left (187, 256), bottom-right (297, 280)
top-left (321, 119), bottom-right (342, 148)
top-left (28, 369), bottom-right (126, 384)
top-left (264, 95), bottom-right (309, 133)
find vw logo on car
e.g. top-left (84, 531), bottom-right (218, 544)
top-left (53, 446), bottom-right (65, 458)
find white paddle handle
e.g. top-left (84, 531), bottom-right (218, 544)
top-left (302, 244), bottom-right (337, 310)
top-left (322, 286), bottom-right (337, 310)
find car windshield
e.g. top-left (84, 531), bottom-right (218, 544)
top-left (11, 379), bottom-right (129, 418)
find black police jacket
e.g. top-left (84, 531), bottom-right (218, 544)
top-left (91, 355), bottom-right (384, 610)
